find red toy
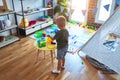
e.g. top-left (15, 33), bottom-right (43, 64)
top-left (28, 20), bottom-right (36, 26)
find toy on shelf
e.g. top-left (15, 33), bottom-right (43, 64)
top-left (19, 18), bottom-right (29, 28)
top-left (24, 7), bottom-right (39, 14)
top-left (28, 20), bottom-right (36, 26)
top-left (24, 7), bottom-right (30, 14)
top-left (47, 0), bottom-right (52, 8)
top-left (38, 18), bottom-right (46, 21)
top-left (0, 36), bottom-right (5, 42)
top-left (38, 16), bottom-right (51, 22)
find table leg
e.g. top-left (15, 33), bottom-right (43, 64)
top-left (44, 51), bottom-right (45, 59)
top-left (50, 50), bottom-right (54, 69)
top-left (53, 50), bottom-right (56, 58)
top-left (35, 49), bottom-right (40, 63)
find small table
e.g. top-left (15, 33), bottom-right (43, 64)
top-left (34, 42), bottom-right (56, 68)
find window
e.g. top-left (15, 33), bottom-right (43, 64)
top-left (71, 0), bottom-right (88, 23)
top-left (95, 0), bottom-right (116, 24)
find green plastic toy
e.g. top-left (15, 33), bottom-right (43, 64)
top-left (37, 39), bottom-right (42, 48)
top-left (40, 41), bottom-right (46, 47)
top-left (60, 1), bottom-right (67, 7)
top-left (35, 30), bottom-right (46, 38)
top-left (37, 38), bottom-right (46, 48)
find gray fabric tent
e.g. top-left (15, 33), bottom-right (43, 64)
top-left (79, 7), bottom-right (120, 73)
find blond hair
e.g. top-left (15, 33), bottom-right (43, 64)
top-left (56, 16), bottom-right (66, 29)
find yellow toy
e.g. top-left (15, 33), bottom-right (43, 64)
top-left (46, 36), bottom-right (53, 44)
top-left (47, 45), bottom-right (56, 49)
top-left (46, 36), bottom-right (56, 49)
top-left (19, 18), bottom-right (29, 28)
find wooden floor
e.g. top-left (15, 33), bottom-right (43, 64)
top-left (0, 37), bottom-right (117, 80)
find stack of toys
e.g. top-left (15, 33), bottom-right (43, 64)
top-left (34, 24), bottom-right (58, 48)
top-left (36, 31), bottom-right (46, 48)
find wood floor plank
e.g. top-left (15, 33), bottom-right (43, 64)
top-left (0, 37), bottom-right (118, 80)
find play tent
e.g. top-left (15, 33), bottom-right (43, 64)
top-left (79, 6), bottom-right (120, 73)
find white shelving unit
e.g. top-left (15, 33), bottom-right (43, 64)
top-left (16, 8), bottom-right (52, 16)
top-left (24, 20), bottom-right (53, 35)
top-left (15, 0), bottom-right (54, 36)
top-left (0, 11), bottom-right (15, 16)
top-left (0, 11), bottom-right (20, 48)
top-left (0, 25), bottom-right (17, 33)
top-left (0, 36), bottom-right (19, 48)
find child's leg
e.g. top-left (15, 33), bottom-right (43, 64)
top-left (61, 46), bottom-right (68, 68)
top-left (52, 46), bottom-right (68, 73)
top-left (57, 59), bottom-right (62, 70)
top-left (52, 59), bottom-right (61, 74)
top-left (62, 57), bottom-right (65, 67)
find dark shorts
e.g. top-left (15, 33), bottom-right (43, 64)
top-left (57, 46), bottom-right (68, 60)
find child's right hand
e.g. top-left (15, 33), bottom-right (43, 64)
top-left (47, 35), bottom-right (54, 42)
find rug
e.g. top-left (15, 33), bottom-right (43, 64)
top-left (30, 23), bottom-right (95, 54)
